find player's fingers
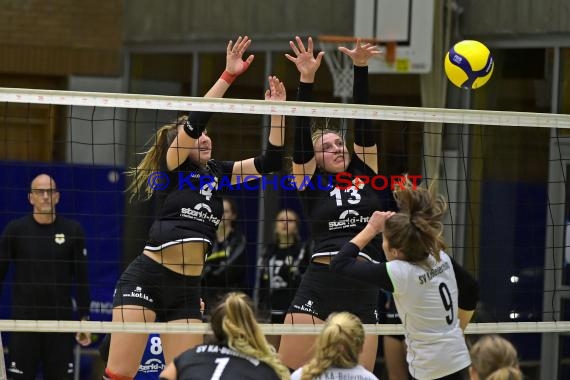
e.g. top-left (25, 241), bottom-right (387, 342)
top-left (295, 36), bottom-right (307, 53)
top-left (289, 40), bottom-right (301, 56)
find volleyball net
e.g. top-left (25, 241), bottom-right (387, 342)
top-left (0, 86), bottom-right (569, 341)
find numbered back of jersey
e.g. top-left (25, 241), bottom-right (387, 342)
top-left (135, 334), bottom-right (165, 380)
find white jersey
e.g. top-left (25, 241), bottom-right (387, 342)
top-left (386, 251), bottom-right (471, 380)
top-left (291, 365), bottom-right (378, 380)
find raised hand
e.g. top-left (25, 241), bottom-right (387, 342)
top-left (265, 76), bottom-right (286, 102)
top-left (285, 36), bottom-right (325, 83)
top-left (368, 211), bottom-right (396, 234)
top-left (225, 36), bottom-right (255, 76)
top-left (338, 38), bottom-right (381, 67)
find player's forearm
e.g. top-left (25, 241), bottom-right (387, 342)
top-left (350, 224), bottom-right (378, 250)
top-left (268, 115), bottom-right (285, 146)
top-left (458, 308), bottom-right (475, 331)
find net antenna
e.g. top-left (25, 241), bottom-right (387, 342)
top-left (318, 35), bottom-right (396, 101)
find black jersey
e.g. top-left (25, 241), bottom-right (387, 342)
top-left (258, 241), bottom-right (309, 313)
top-left (0, 215), bottom-right (90, 320)
top-left (299, 154), bottom-right (384, 262)
top-left (146, 158), bottom-right (234, 251)
top-left (173, 344), bottom-right (281, 380)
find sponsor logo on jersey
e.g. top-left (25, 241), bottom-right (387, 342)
top-left (54, 233), bottom-right (66, 244)
top-left (139, 358), bottom-right (164, 373)
top-left (328, 210), bottom-right (370, 231)
top-left (180, 203), bottom-right (221, 226)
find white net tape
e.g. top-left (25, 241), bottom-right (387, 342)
top-left (0, 87), bottom-right (568, 128)
top-left (1, 320), bottom-right (570, 335)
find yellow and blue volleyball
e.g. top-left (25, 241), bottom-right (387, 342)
top-left (444, 40), bottom-right (494, 89)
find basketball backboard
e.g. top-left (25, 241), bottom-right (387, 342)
top-left (354, 0), bottom-right (434, 73)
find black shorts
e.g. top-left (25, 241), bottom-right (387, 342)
top-left (287, 263), bottom-right (379, 323)
top-left (113, 254), bottom-right (202, 321)
top-left (145, 220), bottom-right (212, 252)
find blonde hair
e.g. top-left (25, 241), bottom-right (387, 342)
top-left (300, 312), bottom-right (365, 380)
top-left (210, 292), bottom-right (290, 380)
top-left (310, 127), bottom-right (342, 148)
top-left (470, 335), bottom-right (522, 380)
top-left (384, 179), bottom-right (447, 263)
top-left (125, 116), bottom-right (186, 202)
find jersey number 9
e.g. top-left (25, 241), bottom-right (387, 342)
top-left (438, 282), bottom-right (454, 325)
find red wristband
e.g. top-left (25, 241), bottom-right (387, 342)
top-left (220, 70), bottom-right (237, 84)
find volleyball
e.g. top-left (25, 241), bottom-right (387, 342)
top-left (444, 40), bottom-right (494, 90)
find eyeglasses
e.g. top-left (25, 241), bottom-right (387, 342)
top-left (30, 188), bottom-right (58, 196)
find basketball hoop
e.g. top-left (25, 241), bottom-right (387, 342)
top-left (318, 35), bottom-right (396, 100)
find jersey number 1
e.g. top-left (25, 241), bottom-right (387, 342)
top-left (211, 357), bottom-right (230, 380)
top-left (438, 282), bottom-right (454, 325)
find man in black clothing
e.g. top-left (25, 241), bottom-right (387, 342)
top-left (0, 173), bottom-right (91, 380)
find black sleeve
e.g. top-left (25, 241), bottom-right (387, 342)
top-left (188, 111), bottom-right (213, 132)
top-left (253, 141), bottom-right (285, 174)
top-left (353, 66), bottom-right (375, 148)
top-left (450, 256), bottom-right (479, 310)
top-left (293, 82), bottom-right (315, 164)
top-left (72, 223), bottom-right (91, 319)
top-left (182, 110), bottom-right (214, 139)
top-left (330, 242), bottom-right (393, 291)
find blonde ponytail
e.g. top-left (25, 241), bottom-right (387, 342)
top-left (470, 335), bottom-right (521, 380)
top-left (301, 312), bottom-right (364, 380)
top-left (125, 116), bottom-right (185, 202)
top-left (211, 292), bottom-right (290, 380)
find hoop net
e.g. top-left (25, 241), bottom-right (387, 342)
top-left (318, 35), bottom-right (396, 99)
